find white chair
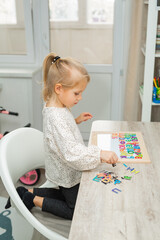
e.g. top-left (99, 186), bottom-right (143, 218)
top-left (0, 127), bottom-right (71, 240)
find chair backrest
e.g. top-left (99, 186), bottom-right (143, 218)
top-left (0, 128), bottom-right (68, 240)
top-left (0, 127), bottom-right (45, 184)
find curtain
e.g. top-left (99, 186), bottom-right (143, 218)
top-left (123, 0), bottom-right (144, 121)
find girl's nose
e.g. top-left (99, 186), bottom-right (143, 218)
top-left (78, 95), bottom-right (82, 100)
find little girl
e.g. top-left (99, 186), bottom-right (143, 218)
top-left (6, 53), bottom-right (118, 220)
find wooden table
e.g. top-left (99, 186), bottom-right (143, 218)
top-left (69, 120), bottom-right (160, 240)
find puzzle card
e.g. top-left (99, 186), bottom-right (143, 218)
top-left (91, 131), bottom-right (150, 163)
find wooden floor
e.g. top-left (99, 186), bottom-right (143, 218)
top-left (0, 169), bottom-right (48, 240)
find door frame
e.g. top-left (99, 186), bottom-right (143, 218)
top-left (37, 0), bottom-right (127, 121)
top-left (111, 0), bottom-right (126, 120)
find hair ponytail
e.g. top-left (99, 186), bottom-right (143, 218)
top-left (42, 52), bottom-right (90, 103)
top-left (42, 53), bottom-right (58, 102)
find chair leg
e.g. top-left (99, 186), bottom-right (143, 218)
top-left (31, 228), bottom-right (48, 240)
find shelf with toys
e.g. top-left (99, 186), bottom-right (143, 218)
top-left (141, 45), bottom-right (160, 58)
top-left (140, 0), bottom-right (160, 121)
top-left (153, 77), bottom-right (160, 103)
top-left (139, 82), bottom-right (160, 106)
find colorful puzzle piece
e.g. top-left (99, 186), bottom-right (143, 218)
top-left (121, 176), bottom-right (132, 180)
top-left (114, 179), bottom-right (121, 184)
top-left (92, 163), bottom-right (140, 194)
top-left (111, 132), bottom-right (143, 160)
top-left (112, 188), bottom-right (122, 194)
top-left (93, 176), bottom-right (103, 182)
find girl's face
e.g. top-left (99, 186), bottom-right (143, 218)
top-left (57, 79), bottom-right (88, 108)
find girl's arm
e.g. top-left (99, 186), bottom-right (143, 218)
top-left (100, 150), bottom-right (118, 164)
top-left (49, 116), bottom-right (118, 171)
top-left (75, 112), bottom-right (93, 124)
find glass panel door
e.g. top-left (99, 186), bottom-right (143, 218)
top-left (49, 0), bottom-right (114, 64)
top-left (49, 0), bottom-right (79, 22)
top-left (0, 0), bottom-right (26, 55)
top-left (87, 0), bottom-right (114, 25)
top-left (0, 0), bottom-right (34, 64)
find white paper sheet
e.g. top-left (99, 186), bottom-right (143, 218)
top-left (97, 134), bottom-right (112, 151)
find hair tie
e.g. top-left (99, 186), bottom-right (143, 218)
top-left (52, 56), bottom-right (60, 64)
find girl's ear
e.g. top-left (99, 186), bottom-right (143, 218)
top-left (55, 83), bottom-right (63, 94)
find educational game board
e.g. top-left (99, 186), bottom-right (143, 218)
top-left (91, 131), bottom-right (150, 163)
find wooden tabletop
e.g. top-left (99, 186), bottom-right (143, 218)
top-left (69, 120), bottom-right (160, 240)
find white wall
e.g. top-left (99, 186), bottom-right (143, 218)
top-left (0, 68), bottom-right (43, 133)
top-left (72, 66), bottom-right (112, 143)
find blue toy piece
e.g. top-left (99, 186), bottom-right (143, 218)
top-left (112, 188), bottom-right (122, 194)
top-left (114, 179), bottom-right (121, 185)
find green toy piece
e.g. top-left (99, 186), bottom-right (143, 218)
top-left (124, 176), bottom-right (132, 180)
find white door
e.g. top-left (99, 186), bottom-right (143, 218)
top-left (48, 0), bottom-right (125, 142)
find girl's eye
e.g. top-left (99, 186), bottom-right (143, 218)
top-left (74, 92), bottom-right (79, 96)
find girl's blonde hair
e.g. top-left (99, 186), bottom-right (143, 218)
top-left (42, 53), bottom-right (90, 102)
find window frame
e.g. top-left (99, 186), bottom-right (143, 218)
top-left (0, 0), bottom-right (35, 65)
top-left (49, 0), bottom-right (114, 30)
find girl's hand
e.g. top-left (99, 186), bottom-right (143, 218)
top-left (100, 150), bottom-right (118, 164)
top-left (75, 112), bottom-right (93, 124)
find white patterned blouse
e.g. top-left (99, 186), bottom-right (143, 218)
top-left (42, 106), bottom-right (101, 188)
